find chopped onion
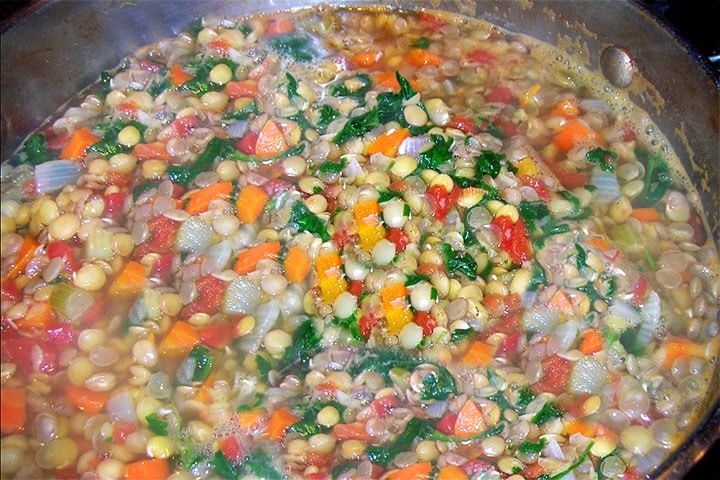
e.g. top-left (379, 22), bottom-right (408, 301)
top-left (223, 276), bottom-right (261, 315)
top-left (106, 392), bottom-right (138, 423)
top-left (398, 135), bottom-right (429, 157)
top-left (35, 160), bottom-right (81, 194)
top-left (175, 216), bottom-right (214, 254)
top-left (226, 119), bottom-right (248, 138)
top-left (607, 300), bottom-right (642, 326)
top-left (590, 167), bottom-right (620, 204)
top-left (522, 305), bottom-right (560, 334)
top-left (569, 356), bottom-right (609, 394)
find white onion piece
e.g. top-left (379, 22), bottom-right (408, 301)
top-left (548, 319), bottom-right (579, 352)
top-left (106, 392), bottom-right (138, 423)
top-left (590, 167), bottom-right (620, 204)
top-left (223, 276), bottom-right (261, 315)
top-left (175, 216), bottom-right (214, 254)
top-left (35, 160), bottom-right (81, 194)
top-left (226, 120), bottom-right (248, 138)
top-left (569, 356), bottom-right (609, 394)
top-left (236, 300), bottom-right (281, 353)
top-left (607, 300), bottom-right (642, 326)
top-left (522, 306), bottom-right (560, 334)
top-left (398, 135), bottom-right (429, 157)
top-left (543, 437), bottom-right (566, 460)
top-left (203, 240), bottom-right (233, 273)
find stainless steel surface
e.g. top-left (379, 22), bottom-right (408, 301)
top-left (2, 1), bottom-right (718, 478)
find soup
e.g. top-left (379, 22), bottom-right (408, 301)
top-left (1, 6), bottom-right (718, 480)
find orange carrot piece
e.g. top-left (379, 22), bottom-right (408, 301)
top-left (226, 79), bottom-right (260, 98)
top-left (579, 329), bottom-right (603, 355)
top-left (549, 289), bottom-right (575, 316)
top-left (196, 374), bottom-right (217, 404)
top-left (109, 260), bottom-right (147, 297)
top-left (589, 236), bottom-right (612, 251)
top-left (407, 48), bottom-right (443, 67)
top-left (233, 241), bottom-right (282, 275)
top-left (64, 385), bottom-right (109, 415)
top-left (255, 119), bottom-right (288, 160)
top-left (7, 236), bottom-right (39, 278)
top-left (566, 419), bottom-right (597, 437)
top-left (184, 181), bottom-right (233, 215)
top-left (266, 18), bottom-right (294, 37)
top-left (437, 465), bottom-right (470, 480)
top-left (236, 184), bottom-right (270, 224)
top-left (124, 458), bottom-right (171, 480)
top-left (552, 121), bottom-right (603, 152)
top-left (264, 406), bottom-right (299, 441)
top-left (284, 245), bottom-right (311, 283)
top-left (333, 422), bottom-right (372, 441)
top-left (238, 409), bottom-right (267, 434)
top-left (367, 128), bottom-right (411, 157)
top-left (353, 50), bottom-right (381, 67)
top-left (550, 99), bottom-right (580, 119)
top-left (316, 252), bottom-right (348, 304)
top-left (0, 387), bottom-right (27, 434)
top-left (169, 64), bottom-right (193, 88)
top-left (662, 338), bottom-right (704, 369)
top-left (376, 72), bottom-right (420, 92)
top-left (59, 126), bottom-right (100, 161)
top-left (630, 207), bottom-right (661, 222)
top-left (462, 340), bottom-right (495, 367)
top-left (159, 320), bottom-right (200, 357)
top-left (386, 462), bottom-right (433, 480)
top-left (16, 301), bottom-right (56, 331)
top-left (454, 399), bottom-right (487, 439)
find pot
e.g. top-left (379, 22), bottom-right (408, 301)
top-left (2, 1), bottom-right (718, 478)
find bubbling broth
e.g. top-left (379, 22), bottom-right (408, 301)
top-left (1, 6), bottom-right (719, 480)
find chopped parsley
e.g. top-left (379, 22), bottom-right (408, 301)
top-left (267, 34), bottom-right (316, 62)
top-left (289, 200), bottom-right (330, 242)
top-left (418, 134), bottom-right (453, 170)
top-left (586, 147), bottom-right (617, 172)
top-left (332, 108), bottom-right (379, 145)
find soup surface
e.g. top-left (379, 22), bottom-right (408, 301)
top-left (1, 6), bottom-right (719, 480)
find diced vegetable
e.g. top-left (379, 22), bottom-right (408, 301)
top-left (233, 241), bottom-right (282, 275)
top-left (454, 399), bottom-right (487, 439)
top-left (461, 340), bottom-right (494, 367)
top-left (316, 252), bottom-right (348, 304)
top-left (367, 128), bottom-right (410, 156)
top-left (59, 127), bottom-right (100, 161)
top-left (35, 160), bottom-right (82, 194)
top-left (381, 283), bottom-right (413, 335)
top-left (354, 199), bottom-right (386, 251)
top-left (236, 184), bottom-right (270, 224)
top-left (0, 387), bottom-right (27, 434)
top-left (284, 245), bottom-right (311, 282)
top-left (64, 385), bottom-right (109, 414)
top-left (386, 462), bottom-right (433, 480)
top-left (6, 236), bottom-right (38, 278)
top-left (184, 181), bottom-right (233, 215)
top-left (255, 120), bottom-right (288, 159)
top-left (264, 407), bottom-right (300, 441)
top-left (124, 459), bottom-right (171, 480)
top-left (109, 260), bottom-right (147, 297)
top-left (159, 321), bottom-right (200, 357)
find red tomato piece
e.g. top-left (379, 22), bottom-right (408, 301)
top-left (369, 395), bottom-right (398, 418)
top-left (434, 412), bottom-right (458, 435)
top-left (463, 459), bottom-right (495, 476)
top-left (519, 175), bottom-right (551, 202)
top-left (151, 253), bottom-right (175, 280)
top-left (418, 11), bottom-right (446, 30)
top-left (332, 226), bottom-right (356, 252)
top-left (181, 275), bottom-right (227, 319)
top-left (134, 142), bottom-right (173, 161)
top-left (414, 311), bottom-right (437, 337)
top-left (103, 192), bottom-right (127, 216)
top-left (386, 227), bottom-right (410, 253)
top-left (219, 436), bottom-right (243, 463)
top-left (171, 115), bottom-right (200, 138)
top-left (496, 331), bottom-right (521, 360)
top-left (138, 60), bottom-right (161, 72)
top-left (45, 324), bottom-right (75, 348)
top-left (1, 337), bottom-right (57, 375)
top-left (425, 183), bottom-right (460, 222)
top-left (333, 422), bottom-right (371, 441)
top-left (358, 312), bottom-right (383, 339)
top-left (532, 354), bottom-right (573, 395)
top-left (491, 216), bottom-right (532, 265)
top-left (133, 215), bottom-right (181, 258)
top-left (262, 179), bottom-right (293, 196)
top-left (447, 115), bottom-right (479, 134)
top-left (112, 422), bottom-right (137, 444)
top-left (486, 86), bottom-right (514, 104)
top-left (199, 323), bottom-right (235, 349)
top-left (1, 278), bottom-right (22, 305)
top-left (467, 49), bottom-right (496, 65)
top-left (236, 132), bottom-right (258, 155)
top-left (347, 280), bottom-right (364, 298)
top-left (47, 240), bottom-right (80, 271)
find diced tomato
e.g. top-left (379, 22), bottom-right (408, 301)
top-left (226, 80), bottom-right (260, 98)
top-left (347, 280), bottom-right (364, 298)
top-left (45, 129), bottom-right (71, 150)
top-left (171, 115), bottom-right (200, 138)
top-left (333, 422), bottom-right (371, 441)
top-left (543, 157), bottom-right (590, 190)
top-left (519, 175), bottom-right (551, 202)
top-left (112, 422), bottom-right (137, 444)
top-left (304, 472), bottom-right (329, 480)
top-left (486, 86), bottom-right (514, 104)
top-left (414, 311), bottom-right (437, 337)
top-left (418, 11), bottom-right (446, 30)
top-left (315, 382), bottom-right (338, 398)
top-left (133, 215), bottom-right (181, 259)
top-left (496, 331), bottom-right (521, 360)
top-left (522, 462), bottom-right (546, 480)
top-left (1, 278), bottom-right (22, 305)
top-left (425, 183), bottom-right (460, 222)
top-left (631, 274), bottom-right (649, 306)
top-left (467, 49), bottom-right (496, 65)
top-left (1, 337), bottom-right (57, 375)
top-left (483, 310), bottom-right (522, 337)
top-left (107, 171), bottom-right (131, 188)
top-left (219, 436), bottom-right (243, 463)
top-left (181, 275), bottom-right (227, 319)
top-left (332, 226), bottom-right (356, 252)
top-left (236, 132), bottom-right (258, 155)
top-left (305, 452), bottom-right (331, 468)
top-left (435, 412), bottom-right (458, 435)
top-left (103, 192), bottom-right (127, 216)
top-left (463, 459), bottom-right (494, 476)
top-left (199, 322), bottom-right (235, 349)
top-left (447, 115), bottom-right (479, 134)
top-left (151, 253), bottom-right (175, 280)
top-left (532, 354), bottom-right (573, 395)
top-left (133, 142), bottom-right (173, 161)
top-left (369, 395), bottom-right (398, 418)
top-left (496, 118), bottom-right (518, 137)
top-left (138, 60), bottom-right (161, 72)
top-left (45, 324), bottom-right (75, 348)
top-left (207, 39), bottom-right (230, 55)
top-left (115, 102), bottom-right (138, 117)
top-left (79, 297), bottom-right (105, 326)
top-left (358, 312), bottom-right (383, 339)
top-left (491, 215), bottom-right (532, 265)
top-left (262, 179), bottom-right (293, 196)
top-left (386, 227), bottom-right (410, 253)
top-left (265, 19), bottom-right (294, 37)
top-left (47, 240), bottom-right (80, 271)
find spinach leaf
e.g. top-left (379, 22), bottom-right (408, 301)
top-left (366, 417), bottom-right (427, 467)
top-left (634, 150), bottom-right (672, 208)
top-left (575, 243), bottom-right (588, 271)
top-left (285, 72), bottom-right (300, 101)
top-left (515, 385), bottom-right (537, 411)
top-left (586, 147), bottom-right (617, 173)
top-left (318, 158), bottom-right (346, 175)
top-left (332, 108), bottom-right (379, 145)
top-left (268, 34), bottom-right (316, 62)
top-left (531, 402), bottom-right (563, 425)
top-left (518, 200), bottom-right (550, 232)
top-left (222, 98), bottom-right (257, 120)
top-left (450, 328), bottom-right (475, 343)
top-left (145, 413), bottom-right (169, 436)
top-left (316, 104), bottom-right (340, 129)
top-left (167, 137), bottom-right (237, 187)
top-left (619, 324), bottom-right (647, 355)
top-left (477, 116), bottom-right (506, 139)
top-left (376, 91), bottom-right (404, 124)
top-left (404, 272), bottom-right (431, 287)
top-left (289, 200), bottom-right (330, 241)
top-left (518, 438), bottom-right (547, 455)
top-left (527, 260), bottom-right (547, 291)
top-left (418, 134), bottom-right (453, 170)
top-left (411, 37), bottom-right (432, 49)
top-left (132, 181), bottom-right (160, 201)
top-left (176, 345), bottom-right (213, 384)
top-left (21, 133), bottom-right (49, 165)
top-left (377, 189), bottom-right (404, 203)
top-left (210, 450), bottom-right (240, 479)
top-left (239, 451), bottom-right (283, 480)
top-left (86, 120), bottom-right (146, 158)
top-left (440, 243), bottom-right (478, 280)
top-left (282, 319), bottom-right (322, 366)
top-left (148, 75), bottom-right (172, 97)
top-left (332, 311), bottom-right (364, 343)
top-left (533, 220), bottom-right (570, 249)
top-left (475, 150), bottom-right (506, 178)
top-left (420, 365), bottom-right (457, 401)
top-left (329, 74), bottom-right (372, 99)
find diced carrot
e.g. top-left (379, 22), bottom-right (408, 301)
top-left (207, 39), bottom-right (230, 55)
top-left (550, 98), bottom-right (580, 119)
top-left (64, 385), bottom-right (109, 415)
top-left (523, 462), bottom-right (546, 480)
top-left (552, 120), bottom-right (603, 152)
top-left (124, 459), bottom-right (171, 480)
top-left (381, 283), bottom-right (413, 335)
top-left (169, 64), bottom-right (193, 88)
top-left (16, 301), bottom-right (56, 331)
top-left (354, 199), bottom-right (386, 251)
top-left (367, 128), bottom-right (410, 157)
top-left (316, 252), bottom-right (348, 304)
top-left (184, 181), bottom-right (233, 215)
top-left (236, 184), bottom-right (270, 224)
top-left (159, 321), bottom-right (200, 357)
top-left (386, 462), bottom-right (433, 480)
top-left (225, 79), bottom-right (260, 98)
top-left (196, 374), bottom-right (217, 404)
top-left (549, 289), bottom-right (575, 316)
top-left (59, 127), bottom-right (100, 161)
top-left (454, 399), bottom-right (487, 439)
top-left (662, 338), bottom-right (705, 369)
top-left (630, 207), bottom-right (661, 222)
top-left (437, 464), bottom-right (470, 480)
top-left (265, 18), bottom-right (294, 37)
top-left (7, 236), bottom-right (39, 278)
top-left (376, 72), bottom-right (420, 92)
top-left (566, 419), bottom-right (597, 437)
top-left (109, 260), bottom-right (147, 297)
top-left (333, 422), bottom-right (372, 441)
top-left (238, 409), bottom-right (267, 434)
top-left (462, 340), bottom-right (495, 367)
top-left (264, 406), bottom-right (299, 442)
top-left (579, 329), bottom-right (603, 355)
top-left (284, 245), bottom-right (311, 283)
top-left (589, 236), bottom-right (612, 251)
top-left (407, 48), bottom-right (443, 67)
top-left (233, 241), bottom-right (282, 275)
top-left (352, 50), bottom-right (381, 67)
top-left (0, 387), bottom-right (27, 434)
top-left (133, 141), bottom-right (173, 161)
top-left (255, 120), bottom-right (288, 160)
